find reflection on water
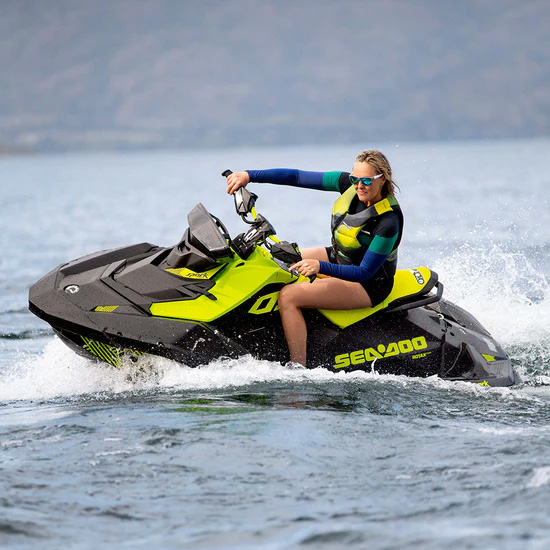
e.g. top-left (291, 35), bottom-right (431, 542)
top-left (174, 391), bottom-right (359, 415)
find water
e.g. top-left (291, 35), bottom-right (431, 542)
top-left (1, 139), bottom-right (550, 549)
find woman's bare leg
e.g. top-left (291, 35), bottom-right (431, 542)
top-left (278, 278), bottom-right (373, 366)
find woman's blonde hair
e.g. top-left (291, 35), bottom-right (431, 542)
top-left (355, 150), bottom-right (399, 197)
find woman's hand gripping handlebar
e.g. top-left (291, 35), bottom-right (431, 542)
top-left (289, 259), bottom-right (318, 283)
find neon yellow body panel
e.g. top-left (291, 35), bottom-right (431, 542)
top-left (150, 246), bottom-right (297, 322)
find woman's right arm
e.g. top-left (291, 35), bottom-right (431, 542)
top-left (226, 168), bottom-right (334, 194)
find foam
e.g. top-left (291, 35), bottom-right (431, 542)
top-left (526, 467), bottom-right (550, 489)
top-left (476, 425), bottom-right (550, 437)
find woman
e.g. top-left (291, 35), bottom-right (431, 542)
top-left (225, 150), bottom-right (403, 366)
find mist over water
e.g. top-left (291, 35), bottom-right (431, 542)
top-left (1, 139), bottom-right (550, 548)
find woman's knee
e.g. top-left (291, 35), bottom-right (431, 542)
top-left (278, 285), bottom-right (299, 309)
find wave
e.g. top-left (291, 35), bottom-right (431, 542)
top-left (2, 337), bottom-right (549, 405)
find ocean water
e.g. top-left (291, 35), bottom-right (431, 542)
top-left (1, 139), bottom-right (550, 549)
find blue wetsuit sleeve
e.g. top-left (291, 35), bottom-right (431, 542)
top-left (246, 169), bottom-right (339, 191)
top-left (318, 248), bottom-right (390, 282)
top-left (318, 214), bottom-right (400, 282)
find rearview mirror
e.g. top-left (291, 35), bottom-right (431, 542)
top-left (221, 169), bottom-right (258, 219)
top-left (233, 187), bottom-right (258, 217)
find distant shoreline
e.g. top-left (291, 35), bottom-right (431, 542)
top-left (1, 135), bottom-right (549, 157)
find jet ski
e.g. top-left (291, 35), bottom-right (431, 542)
top-left (28, 171), bottom-right (520, 387)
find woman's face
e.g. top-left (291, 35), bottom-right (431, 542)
top-left (351, 162), bottom-right (385, 205)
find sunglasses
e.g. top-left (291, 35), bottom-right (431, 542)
top-left (349, 174), bottom-right (384, 187)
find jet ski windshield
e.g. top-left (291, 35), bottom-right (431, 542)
top-left (166, 203), bottom-right (232, 271)
top-left (187, 203), bottom-right (232, 258)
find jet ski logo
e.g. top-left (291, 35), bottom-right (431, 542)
top-left (411, 269), bottom-right (425, 285)
top-left (64, 284), bottom-right (80, 294)
top-left (184, 272), bottom-right (210, 279)
top-left (334, 336), bottom-right (429, 369)
top-left (166, 265), bottom-right (224, 280)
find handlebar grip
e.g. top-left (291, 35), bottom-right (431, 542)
top-left (290, 269), bottom-right (316, 283)
top-left (221, 169), bottom-right (233, 177)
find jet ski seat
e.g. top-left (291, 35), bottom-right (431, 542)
top-left (166, 203), bottom-right (232, 271)
top-left (320, 267), bottom-right (443, 329)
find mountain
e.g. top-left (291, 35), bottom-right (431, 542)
top-left (1, 0), bottom-right (548, 151)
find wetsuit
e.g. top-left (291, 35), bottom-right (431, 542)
top-left (246, 168), bottom-right (403, 306)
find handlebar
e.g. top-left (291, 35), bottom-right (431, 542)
top-left (222, 169), bottom-right (316, 283)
